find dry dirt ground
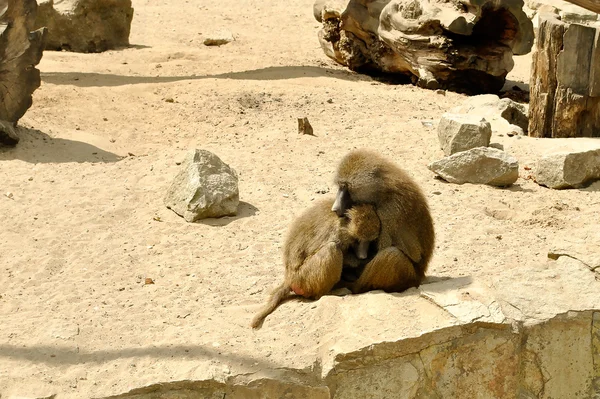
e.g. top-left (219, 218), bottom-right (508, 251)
top-left (1, 0), bottom-right (599, 398)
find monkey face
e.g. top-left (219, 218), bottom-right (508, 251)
top-left (332, 185), bottom-right (353, 216)
top-left (333, 149), bottom-right (387, 215)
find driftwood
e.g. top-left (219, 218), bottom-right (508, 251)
top-left (35, 0), bottom-right (134, 53)
top-left (529, 12), bottom-right (600, 138)
top-left (314, 0), bottom-right (534, 94)
top-left (0, 0), bottom-right (47, 145)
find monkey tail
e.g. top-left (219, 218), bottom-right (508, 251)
top-left (250, 283), bottom-right (292, 329)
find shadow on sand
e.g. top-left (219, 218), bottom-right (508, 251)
top-left (0, 127), bottom-right (124, 164)
top-left (41, 65), bottom-right (374, 88)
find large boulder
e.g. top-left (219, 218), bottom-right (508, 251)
top-left (428, 147), bottom-right (519, 186)
top-left (35, 0), bottom-right (134, 53)
top-left (314, 0), bottom-right (534, 94)
top-left (164, 149), bottom-right (240, 222)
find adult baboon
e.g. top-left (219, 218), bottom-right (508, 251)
top-left (332, 149), bottom-right (435, 293)
top-left (251, 199), bottom-right (380, 329)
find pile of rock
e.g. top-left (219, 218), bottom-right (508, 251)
top-left (428, 95), bottom-right (525, 186)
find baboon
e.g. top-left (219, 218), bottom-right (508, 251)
top-left (332, 149), bottom-right (435, 293)
top-left (250, 199), bottom-right (380, 329)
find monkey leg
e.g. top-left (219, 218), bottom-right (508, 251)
top-left (351, 246), bottom-right (420, 294)
top-left (290, 242), bottom-right (343, 299)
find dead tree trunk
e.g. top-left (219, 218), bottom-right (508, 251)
top-left (529, 12), bottom-right (600, 138)
top-left (0, 0), bottom-right (47, 145)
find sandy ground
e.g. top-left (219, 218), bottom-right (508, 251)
top-left (1, 0), bottom-right (599, 397)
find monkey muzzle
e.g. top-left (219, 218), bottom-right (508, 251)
top-left (355, 240), bottom-right (370, 260)
top-left (332, 186), bottom-right (352, 217)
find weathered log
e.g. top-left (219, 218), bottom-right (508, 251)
top-left (529, 12), bottom-right (600, 138)
top-left (314, 0), bottom-right (534, 94)
top-left (0, 0), bottom-right (47, 146)
top-left (35, 0), bottom-right (134, 53)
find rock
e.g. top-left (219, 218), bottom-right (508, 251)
top-left (534, 148), bottom-right (600, 189)
top-left (297, 117), bottom-right (314, 136)
top-left (0, 0), bottom-right (47, 131)
top-left (314, 0), bottom-right (534, 94)
top-left (203, 31), bottom-right (234, 46)
top-left (34, 0), bottom-right (134, 53)
top-left (0, 121), bottom-right (19, 146)
top-left (428, 147), bottom-right (519, 186)
top-left (164, 150), bottom-right (239, 222)
top-left (437, 113), bottom-right (492, 156)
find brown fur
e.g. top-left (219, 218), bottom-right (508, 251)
top-left (251, 200), bottom-right (380, 329)
top-left (332, 149), bottom-right (435, 293)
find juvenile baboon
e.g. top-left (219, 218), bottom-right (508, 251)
top-left (250, 199), bottom-right (380, 329)
top-left (332, 149), bottom-right (435, 293)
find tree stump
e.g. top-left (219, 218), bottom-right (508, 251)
top-left (0, 0), bottom-right (47, 146)
top-left (529, 12), bottom-right (600, 138)
top-left (314, 0), bottom-right (534, 94)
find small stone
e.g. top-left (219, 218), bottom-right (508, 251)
top-left (298, 117), bottom-right (314, 135)
top-left (144, 278), bottom-right (155, 285)
top-left (165, 97), bottom-right (174, 103)
top-left (203, 31), bottom-right (234, 46)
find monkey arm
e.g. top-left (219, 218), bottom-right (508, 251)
top-left (378, 212), bottom-right (422, 265)
top-left (351, 246), bottom-right (420, 294)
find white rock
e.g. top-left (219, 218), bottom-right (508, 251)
top-left (428, 147), bottom-right (519, 186)
top-left (437, 113), bottom-right (492, 155)
top-left (164, 149), bottom-right (239, 222)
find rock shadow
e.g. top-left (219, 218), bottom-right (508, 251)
top-left (0, 127), bottom-right (124, 164)
top-left (197, 201), bottom-right (259, 226)
top-left (41, 65), bottom-right (372, 87)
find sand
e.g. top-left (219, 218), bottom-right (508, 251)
top-left (1, 0), bottom-right (599, 397)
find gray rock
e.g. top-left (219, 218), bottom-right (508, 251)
top-left (437, 113), bottom-right (492, 156)
top-left (428, 147), bottom-right (519, 186)
top-left (164, 150), bottom-right (239, 222)
top-left (35, 0), bottom-right (134, 53)
top-left (535, 148), bottom-right (600, 189)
